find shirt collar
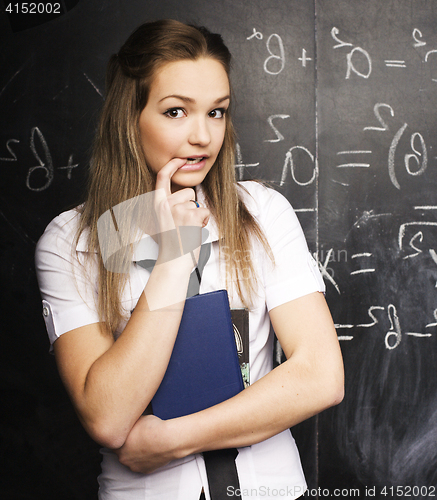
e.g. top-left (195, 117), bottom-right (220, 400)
top-left (195, 182), bottom-right (261, 240)
top-left (75, 183), bottom-right (237, 259)
top-left (75, 226), bottom-right (92, 253)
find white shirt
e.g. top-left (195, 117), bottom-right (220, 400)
top-left (36, 181), bottom-right (325, 500)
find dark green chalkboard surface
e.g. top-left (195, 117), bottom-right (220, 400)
top-left (1, 0), bottom-right (437, 498)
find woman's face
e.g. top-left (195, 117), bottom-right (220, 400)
top-left (139, 57), bottom-right (230, 192)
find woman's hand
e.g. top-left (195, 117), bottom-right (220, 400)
top-left (153, 158), bottom-right (210, 266)
top-left (114, 414), bottom-right (180, 474)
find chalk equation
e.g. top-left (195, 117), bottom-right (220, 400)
top-left (246, 27), bottom-right (315, 74)
top-left (246, 25), bottom-right (437, 82)
top-left (236, 113), bottom-right (319, 196)
top-left (332, 26), bottom-right (437, 82)
top-left (239, 103), bottom-right (433, 208)
top-left (328, 213), bottom-right (437, 350)
top-left (336, 303), bottom-right (434, 350)
top-left (0, 127), bottom-right (78, 191)
top-left (334, 103), bottom-right (431, 191)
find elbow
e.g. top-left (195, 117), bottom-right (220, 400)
top-left (321, 366), bottom-right (345, 410)
top-left (83, 418), bottom-right (129, 450)
top-left (73, 395), bottom-right (138, 449)
top-left (328, 379), bottom-right (344, 408)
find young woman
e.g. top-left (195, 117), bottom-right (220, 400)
top-left (36, 19), bottom-right (344, 500)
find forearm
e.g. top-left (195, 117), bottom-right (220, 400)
top-left (116, 349), bottom-right (343, 472)
top-left (173, 349), bottom-right (344, 456)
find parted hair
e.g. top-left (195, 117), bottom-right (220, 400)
top-left (76, 19), bottom-right (272, 335)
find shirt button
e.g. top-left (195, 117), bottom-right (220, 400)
top-left (43, 306), bottom-right (49, 317)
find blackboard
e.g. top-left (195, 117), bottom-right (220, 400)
top-left (1, 0), bottom-right (437, 498)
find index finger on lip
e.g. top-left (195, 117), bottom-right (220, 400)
top-left (155, 158), bottom-right (186, 197)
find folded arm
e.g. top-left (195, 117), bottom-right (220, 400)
top-left (53, 254), bottom-right (193, 449)
top-left (116, 291), bottom-right (344, 472)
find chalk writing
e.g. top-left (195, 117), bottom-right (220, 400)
top-left (247, 29), bottom-right (285, 75)
top-left (424, 49), bottom-right (437, 63)
top-left (356, 306), bottom-right (385, 328)
top-left (27, 127), bottom-right (54, 192)
top-left (235, 143), bottom-right (259, 181)
top-left (405, 133), bottom-right (427, 176)
top-left (1, 128), bottom-right (78, 191)
top-left (388, 122), bottom-right (408, 189)
top-left (58, 154), bottom-right (79, 180)
top-left (83, 73), bottom-right (103, 97)
top-left (336, 303), bottom-right (434, 349)
top-left (317, 248), bottom-right (340, 294)
top-left (346, 47), bottom-right (372, 79)
top-left (350, 253), bottom-right (375, 275)
top-left (331, 25), bottom-right (437, 85)
top-left (398, 222), bottom-right (437, 250)
top-left (331, 27), bottom-right (353, 49)
top-left (280, 145), bottom-right (317, 186)
top-left (298, 48), bottom-right (312, 68)
top-left (426, 309), bottom-right (437, 328)
top-left (336, 150), bottom-right (371, 169)
top-left (265, 114), bottom-right (290, 143)
top-left (412, 28), bottom-right (426, 48)
top-left (264, 34), bottom-right (285, 75)
top-left (331, 27), bottom-right (372, 79)
top-left (360, 103), bottom-right (430, 189)
top-left (384, 60), bottom-right (406, 68)
top-left (385, 304), bottom-right (402, 349)
top-left (421, 47), bottom-right (437, 82)
top-left (403, 231), bottom-right (423, 259)
top-left (429, 249), bottom-right (437, 266)
top-left (247, 28), bottom-right (263, 40)
top-left (0, 139), bottom-right (20, 161)
top-left (363, 103), bottom-right (394, 132)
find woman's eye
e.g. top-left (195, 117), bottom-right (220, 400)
top-left (164, 108), bottom-right (185, 118)
top-left (209, 108), bottom-right (226, 119)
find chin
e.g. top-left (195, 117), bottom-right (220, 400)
top-left (170, 173), bottom-right (202, 192)
top-left (172, 169), bottom-right (211, 190)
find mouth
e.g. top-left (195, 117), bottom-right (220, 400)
top-left (184, 156), bottom-right (207, 165)
top-left (177, 156), bottom-right (209, 172)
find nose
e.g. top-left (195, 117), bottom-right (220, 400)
top-left (188, 116), bottom-right (211, 147)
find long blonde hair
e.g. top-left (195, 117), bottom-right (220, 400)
top-left (77, 19), bottom-right (272, 334)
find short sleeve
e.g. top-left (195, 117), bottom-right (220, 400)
top-left (35, 211), bottom-right (100, 348)
top-left (245, 184), bottom-right (325, 312)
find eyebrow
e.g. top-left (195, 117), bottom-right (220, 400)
top-left (159, 94), bottom-right (230, 104)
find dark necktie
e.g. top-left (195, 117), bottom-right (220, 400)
top-left (137, 242), bottom-right (211, 297)
top-left (203, 447), bottom-right (241, 500)
top-left (187, 242), bottom-right (211, 297)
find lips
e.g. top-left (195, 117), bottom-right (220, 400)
top-left (178, 156), bottom-right (208, 171)
top-left (185, 157), bottom-right (205, 165)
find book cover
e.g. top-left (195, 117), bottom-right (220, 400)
top-left (151, 290), bottom-right (244, 420)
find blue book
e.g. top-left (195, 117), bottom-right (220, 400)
top-left (151, 290), bottom-right (244, 420)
